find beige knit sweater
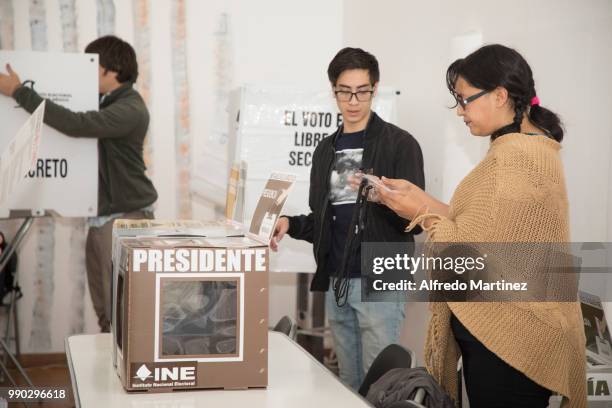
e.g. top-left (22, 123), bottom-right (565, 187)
top-left (409, 133), bottom-right (587, 407)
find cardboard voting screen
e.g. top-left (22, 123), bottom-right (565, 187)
top-left (0, 51), bottom-right (98, 217)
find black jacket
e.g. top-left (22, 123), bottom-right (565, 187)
top-left (13, 83), bottom-right (158, 216)
top-left (286, 112), bottom-right (425, 291)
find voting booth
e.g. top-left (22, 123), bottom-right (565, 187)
top-left (0, 50), bottom-right (98, 218)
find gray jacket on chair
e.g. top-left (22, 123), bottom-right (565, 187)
top-left (366, 367), bottom-right (454, 408)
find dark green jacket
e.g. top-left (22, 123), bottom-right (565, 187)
top-left (13, 83), bottom-right (158, 216)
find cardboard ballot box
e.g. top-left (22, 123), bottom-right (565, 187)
top-left (111, 173), bottom-right (295, 392)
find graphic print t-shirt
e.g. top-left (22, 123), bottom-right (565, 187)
top-left (326, 130), bottom-right (364, 278)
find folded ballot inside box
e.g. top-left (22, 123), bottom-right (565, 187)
top-left (111, 173), bottom-right (295, 392)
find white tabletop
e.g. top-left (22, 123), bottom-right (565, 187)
top-left (66, 332), bottom-right (371, 408)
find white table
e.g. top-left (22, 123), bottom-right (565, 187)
top-left (66, 332), bottom-right (371, 408)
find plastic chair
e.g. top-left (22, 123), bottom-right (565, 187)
top-left (272, 315), bottom-right (297, 340)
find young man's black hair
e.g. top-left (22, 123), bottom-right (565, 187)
top-left (327, 47), bottom-right (380, 86)
top-left (85, 35), bottom-right (139, 83)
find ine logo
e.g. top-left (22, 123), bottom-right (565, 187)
top-left (131, 362), bottom-right (197, 388)
top-left (134, 364), bottom-right (153, 382)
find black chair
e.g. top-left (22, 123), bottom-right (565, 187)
top-left (272, 315), bottom-right (297, 340)
top-left (358, 344), bottom-right (417, 397)
top-left (361, 343), bottom-right (461, 408)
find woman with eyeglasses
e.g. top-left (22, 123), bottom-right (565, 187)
top-left (374, 44), bottom-right (587, 407)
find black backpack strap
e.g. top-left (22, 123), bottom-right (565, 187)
top-left (332, 178), bottom-right (372, 306)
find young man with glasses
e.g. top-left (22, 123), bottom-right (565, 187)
top-left (271, 47), bottom-right (425, 390)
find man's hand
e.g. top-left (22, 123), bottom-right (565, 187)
top-left (0, 64), bottom-right (21, 97)
top-left (347, 171), bottom-right (363, 192)
top-left (348, 171), bottom-right (381, 203)
top-left (270, 216), bottom-right (289, 252)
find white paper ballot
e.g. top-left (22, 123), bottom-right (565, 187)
top-left (248, 172), bottom-right (296, 243)
top-left (0, 100), bottom-right (45, 207)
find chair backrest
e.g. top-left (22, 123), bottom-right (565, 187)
top-left (358, 344), bottom-right (416, 397)
top-left (272, 315), bottom-right (297, 339)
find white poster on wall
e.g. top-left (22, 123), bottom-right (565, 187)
top-left (0, 51), bottom-right (99, 218)
top-left (234, 85), bottom-right (398, 273)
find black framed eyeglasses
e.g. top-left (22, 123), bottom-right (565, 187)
top-left (334, 89), bottom-right (374, 102)
top-left (456, 89), bottom-right (488, 108)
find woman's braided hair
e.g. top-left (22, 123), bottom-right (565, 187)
top-left (446, 44), bottom-right (563, 142)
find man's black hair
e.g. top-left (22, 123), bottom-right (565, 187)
top-left (85, 35), bottom-right (139, 83)
top-left (327, 47), bottom-right (379, 86)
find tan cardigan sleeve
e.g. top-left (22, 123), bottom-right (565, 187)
top-left (406, 156), bottom-right (500, 243)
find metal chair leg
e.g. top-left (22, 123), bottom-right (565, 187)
top-left (13, 298), bottom-right (19, 358)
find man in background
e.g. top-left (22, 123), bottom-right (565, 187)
top-left (0, 35), bottom-right (158, 332)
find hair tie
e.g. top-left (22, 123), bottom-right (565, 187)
top-left (530, 96), bottom-right (540, 106)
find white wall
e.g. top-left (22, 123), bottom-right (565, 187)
top-left (189, 0), bottom-right (344, 212)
